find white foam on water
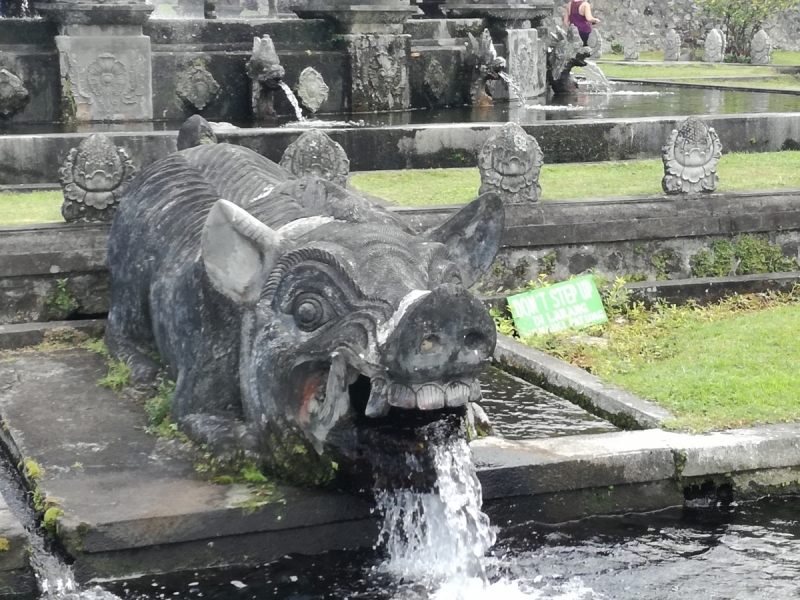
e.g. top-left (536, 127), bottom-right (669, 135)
top-left (376, 438), bottom-right (495, 581)
top-left (375, 438), bottom-right (600, 599)
top-left (430, 576), bottom-right (600, 600)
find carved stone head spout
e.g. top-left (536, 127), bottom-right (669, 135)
top-left (247, 35), bottom-right (285, 88)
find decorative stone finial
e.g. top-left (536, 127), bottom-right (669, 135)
top-left (704, 28), bottom-right (725, 63)
top-left (176, 64), bottom-right (221, 111)
top-left (623, 36), bottom-right (639, 61)
top-left (279, 130), bottom-right (350, 187)
top-left (347, 34), bottom-right (410, 112)
top-left (296, 67), bottom-right (330, 114)
top-left (478, 122), bottom-right (544, 204)
top-left (0, 69), bottom-right (30, 118)
top-left (662, 116), bottom-right (722, 194)
top-left (177, 115), bottom-right (217, 151)
top-left (663, 29), bottom-right (681, 62)
top-left (750, 29), bottom-right (771, 65)
top-left (59, 135), bottom-right (137, 222)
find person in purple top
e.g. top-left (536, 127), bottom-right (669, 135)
top-left (563, 0), bottom-right (601, 46)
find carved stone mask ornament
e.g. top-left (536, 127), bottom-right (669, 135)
top-left (59, 134), bottom-right (137, 222)
top-left (0, 69), bottom-right (29, 118)
top-left (176, 64), bottom-right (221, 111)
top-left (105, 134), bottom-right (505, 490)
top-left (662, 116), bottom-right (722, 194)
top-left (479, 122), bottom-right (544, 204)
top-left (280, 129), bottom-right (350, 187)
top-left (295, 67), bottom-right (329, 113)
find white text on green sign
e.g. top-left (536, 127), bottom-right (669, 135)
top-left (507, 275), bottom-right (608, 335)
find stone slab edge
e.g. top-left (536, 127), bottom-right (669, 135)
top-left (493, 333), bottom-right (672, 429)
top-left (0, 320), bottom-right (106, 351)
top-left (473, 422), bottom-right (800, 502)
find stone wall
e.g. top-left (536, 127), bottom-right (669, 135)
top-left (5, 190), bottom-right (800, 323)
top-left (550, 0), bottom-right (800, 53)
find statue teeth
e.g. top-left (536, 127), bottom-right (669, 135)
top-left (469, 380), bottom-right (482, 402)
top-left (365, 377), bottom-right (390, 418)
top-left (445, 381), bottom-right (471, 407)
top-left (388, 383), bottom-right (416, 409)
top-left (415, 383), bottom-right (445, 410)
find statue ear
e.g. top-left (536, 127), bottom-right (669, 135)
top-left (202, 199), bottom-right (285, 305)
top-left (424, 192), bottom-right (505, 288)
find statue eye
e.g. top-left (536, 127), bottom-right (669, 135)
top-left (292, 293), bottom-right (332, 332)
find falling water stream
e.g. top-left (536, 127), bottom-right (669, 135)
top-left (0, 449), bottom-right (119, 600)
top-left (278, 81), bottom-right (306, 122)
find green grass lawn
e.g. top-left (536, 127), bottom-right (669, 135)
top-left (0, 191), bottom-right (64, 226)
top-left (517, 293), bottom-right (800, 432)
top-left (604, 50), bottom-right (800, 66)
top-left (594, 62), bottom-right (784, 80)
top-left (679, 75), bottom-right (800, 90)
top-left (349, 151), bottom-right (800, 207)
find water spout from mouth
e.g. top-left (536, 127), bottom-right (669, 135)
top-left (375, 436), bottom-right (496, 583)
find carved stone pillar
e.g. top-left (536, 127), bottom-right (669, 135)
top-left (442, 1), bottom-right (553, 36)
top-left (293, 0), bottom-right (413, 113)
top-left (35, 0), bottom-right (154, 122)
top-left (443, 1), bottom-right (553, 102)
top-left (345, 33), bottom-right (410, 112)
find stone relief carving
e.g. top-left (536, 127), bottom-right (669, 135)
top-left (347, 34), bottom-right (409, 112)
top-left (422, 57), bottom-right (447, 103)
top-left (466, 29), bottom-right (506, 106)
top-left (296, 67), bottom-right (329, 114)
top-left (507, 29), bottom-right (545, 100)
top-left (478, 122), bottom-right (544, 204)
top-left (279, 129), bottom-right (350, 187)
top-left (176, 64), bottom-right (221, 111)
top-left (59, 134), bottom-right (137, 222)
top-left (662, 116), bottom-right (722, 195)
top-left (704, 28), bottom-right (725, 63)
top-left (623, 36), bottom-right (639, 61)
top-left (663, 29), bottom-right (681, 61)
top-left (751, 29), bottom-right (771, 65)
top-left (0, 69), bottom-right (29, 118)
top-left (60, 51), bottom-right (148, 117)
top-left (587, 29), bottom-right (602, 59)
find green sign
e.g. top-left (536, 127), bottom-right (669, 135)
top-left (507, 275), bottom-right (608, 336)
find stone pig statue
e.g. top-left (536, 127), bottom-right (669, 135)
top-left (106, 141), bottom-right (504, 489)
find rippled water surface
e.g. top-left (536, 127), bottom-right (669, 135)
top-left (2, 84), bottom-right (797, 136)
top-left (109, 497), bottom-right (800, 599)
top-left (478, 367), bottom-right (617, 440)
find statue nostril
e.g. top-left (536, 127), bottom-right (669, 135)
top-left (464, 331), bottom-right (487, 352)
top-left (420, 334), bottom-right (441, 354)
